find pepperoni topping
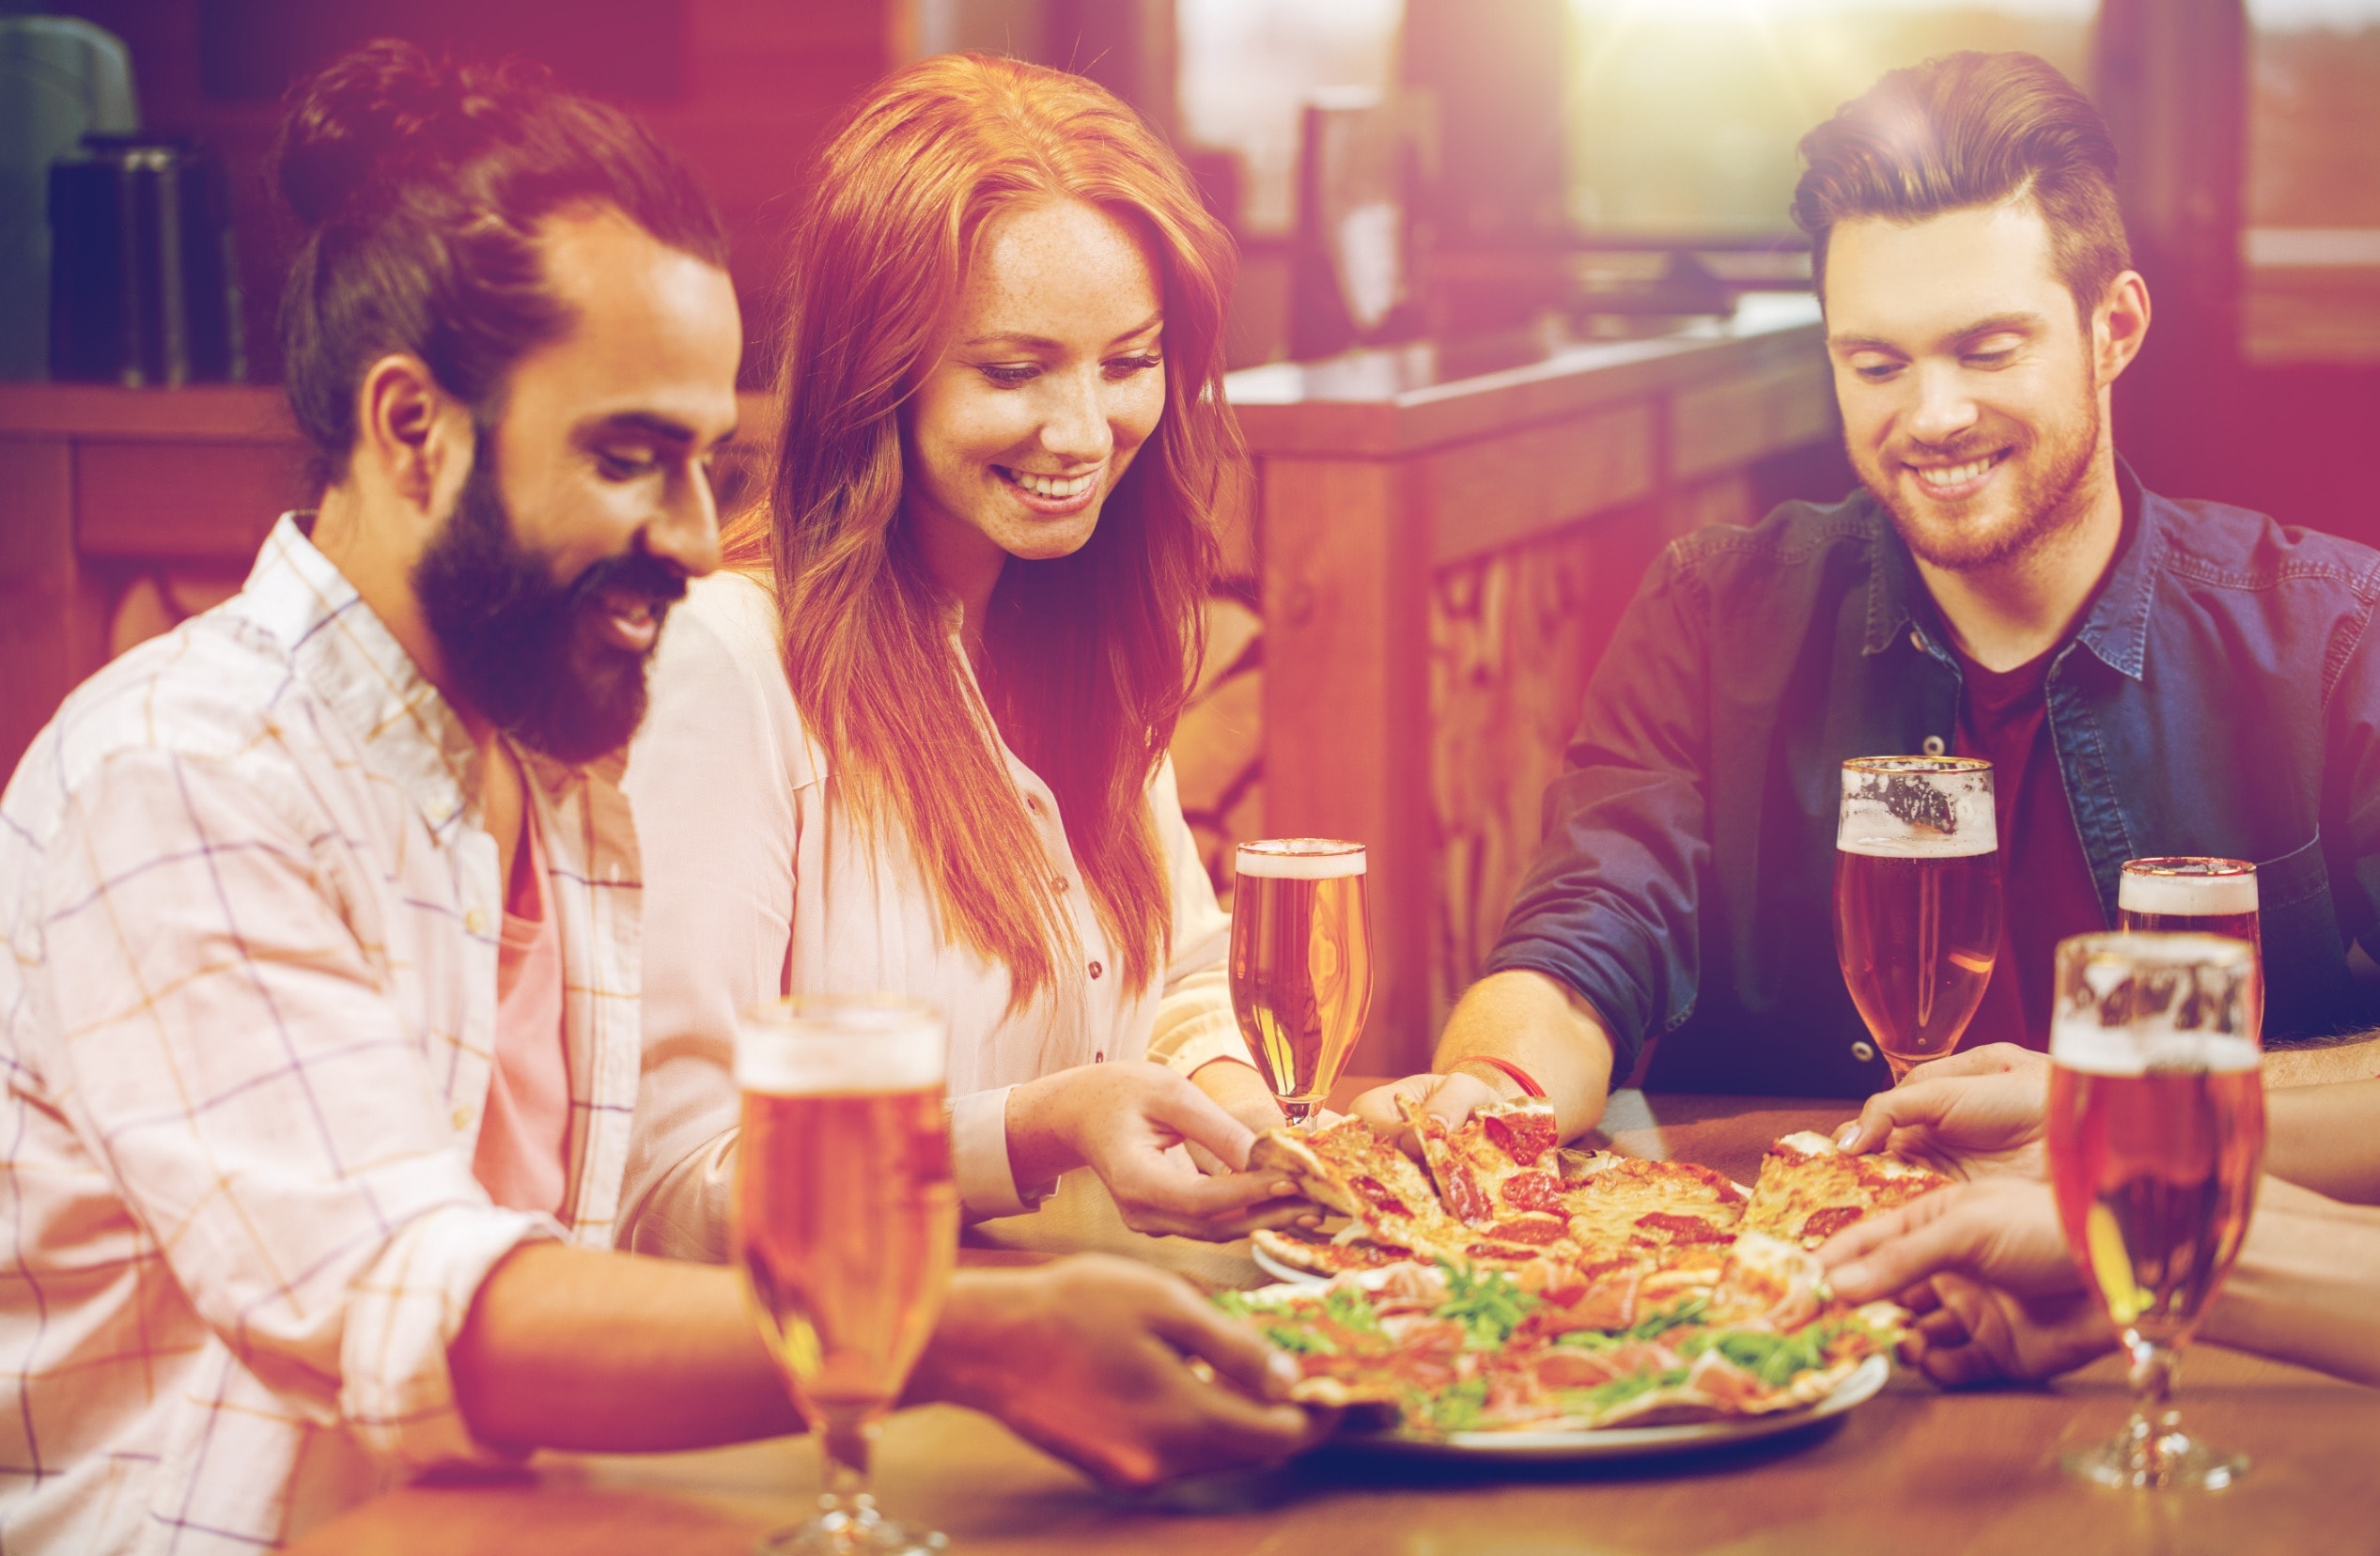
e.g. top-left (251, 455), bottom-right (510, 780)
top-left (1800, 1205), bottom-right (1864, 1241)
top-left (1350, 1175), bottom-right (1410, 1219)
top-left (1499, 1172), bottom-right (1566, 1214)
top-left (1466, 1242), bottom-right (1539, 1262)
top-left (1440, 1163), bottom-right (1493, 1225)
top-left (1484, 1216), bottom-right (1568, 1246)
top-left (1483, 1110), bottom-right (1557, 1166)
top-left (1632, 1211), bottom-right (1734, 1244)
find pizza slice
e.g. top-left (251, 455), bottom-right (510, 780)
top-left (1249, 1117), bottom-right (1480, 1264)
top-left (1557, 1154), bottom-right (1748, 1264)
top-left (1407, 1097), bottom-right (1563, 1227)
top-left (1739, 1129), bottom-right (1950, 1250)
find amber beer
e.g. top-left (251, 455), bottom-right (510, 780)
top-left (734, 997), bottom-right (955, 1553)
top-left (1230, 839), bottom-right (1373, 1123)
top-left (1833, 757), bottom-right (2002, 1079)
top-left (2119, 858), bottom-right (2261, 1036)
top-left (2044, 931), bottom-right (2261, 1490)
top-left (2047, 1028), bottom-right (2264, 1345)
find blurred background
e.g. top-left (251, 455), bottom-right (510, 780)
top-left (3, 0), bottom-right (2373, 1069)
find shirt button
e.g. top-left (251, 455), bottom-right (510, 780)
top-left (464, 908), bottom-right (489, 935)
top-left (452, 1105), bottom-right (475, 1131)
top-left (1908, 630), bottom-right (1923, 652)
top-left (1088, 961), bottom-right (1104, 980)
top-left (1053, 877), bottom-right (1069, 894)
top-left (1850, 1040), bottom-right (1876, 1064)
top-left (1094, 1051), bottom-right (1106, 1063)
top-left (1921, 736), bottom-right (1947, 757)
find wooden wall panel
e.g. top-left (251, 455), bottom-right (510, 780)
top-left (0, 440), bottom-right (79, 776)
top-left (1425, 403), bottom-right (1657, 567)
top-left (1259, 456), bottom-right (1436, 1074)
top-left (74, 441), bottom-right (302, 561)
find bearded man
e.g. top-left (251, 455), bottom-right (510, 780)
top-left (1354, 50), bottom-right (2380, 1143)
top-left (0, 40), bottom-right (1316, 1554)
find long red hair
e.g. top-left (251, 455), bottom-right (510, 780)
top-left (725, 54), bottom-right (1241, 1007)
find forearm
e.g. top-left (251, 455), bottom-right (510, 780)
top-left (1432, 969), bottom-right (1615, 1139)
top-left (451, 1242), bottom-right (801, 1453)
top-left (2200, 1179), bottom-right (2380, 1387)
top-left (2263, 1079), bottom-right (2380, 1205)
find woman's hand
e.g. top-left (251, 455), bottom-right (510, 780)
top-left (1006, 1062), bottom-right (1307, 1238)
top-left (911, 1255), bottom-right (1337, 1486)
top-left (1819, 1176), bottom-right (2115, 1385)
top-left (1833, 1042), bottom-right (2052, 1181)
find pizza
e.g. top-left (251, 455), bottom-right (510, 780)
top-left (1217, 1231), bottom-right (1907, 1435)
top-left (1739, 1129), bottom-right (1951, 1250)
top-left (1227, 1104), bottom-right (1943, 1435)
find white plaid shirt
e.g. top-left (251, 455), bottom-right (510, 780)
top-left (0, 518), bottom-right (650, 1553)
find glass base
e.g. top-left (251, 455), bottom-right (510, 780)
top-left (2062, 1425), bottom-right (2247, 1491)
top-left (757, 1503), bottom-right (948, 1555)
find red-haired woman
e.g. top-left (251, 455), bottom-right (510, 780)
top-left (621, 55), bottom-right (1291, 1255)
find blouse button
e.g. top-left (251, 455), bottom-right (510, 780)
top-left (1908, 629), bottom-right (1923, 652)
top-left (451, 1105), bottom-right (475, 1132)
top-left (1089, 961), bottom-right (1105, 980)
top-left (1025, 795), bottom-right (1042, 814)
top-left (1921, 736), bottom-right (1947, 757)
top-left (1095, 1051), bottom-right (1106, 1063)
top-left (1053, 877), bottom-right (1069, 893)
top-left (1851, 1040), bottom-right (1877, 1064)
top-left (464, 908), bottom-right (489, 936)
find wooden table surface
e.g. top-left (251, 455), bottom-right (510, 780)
top-left (287, 1091), bottom-right (2380, 1556)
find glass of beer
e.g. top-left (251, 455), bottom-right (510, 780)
top-left (2119, 857), bottom-right (2261, 1037)
top-left (1230, 838), bottom-right (1373, 1124)
top-left (1833, 756), bottom-right (2002, 1080)
top-left (2047, 931), bottom-right (2264, 1490)
top-left (736, 996), bottom-right (958, 1554)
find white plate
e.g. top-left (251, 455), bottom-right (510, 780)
top-left (1249, 1239), bottom-right (1334, 1284)
top-left (1332, 1353), bottom-right (1891, 1462)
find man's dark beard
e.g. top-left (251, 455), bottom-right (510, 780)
top-left (413, 456), bottom-right (687, 765)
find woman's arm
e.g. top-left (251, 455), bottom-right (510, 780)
top-left (618, 575), bottom-right (802, 1256)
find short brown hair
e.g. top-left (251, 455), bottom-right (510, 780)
top-left (1793, 52), bottom-right (2130, 319)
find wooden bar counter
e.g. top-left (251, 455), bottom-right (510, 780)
top-left (1226, 295), bottom-right (1838, 1074)
top-left (285, 1090), bottom-right (2380, 1556)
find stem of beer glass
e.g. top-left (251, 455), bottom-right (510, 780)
top-left (819, 1414), bottom-right (879, 1534)
top-left (1279, 1097), bottom-right (1314, 1126)
top-left (2121, 1333), bottom-right (2186, 1485)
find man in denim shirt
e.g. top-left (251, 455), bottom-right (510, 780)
top-left (1354, 52), bottom-right (2380, 1142)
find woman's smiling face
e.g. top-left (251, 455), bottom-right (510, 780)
top-left (901, 197), bottom-right (1167, 598)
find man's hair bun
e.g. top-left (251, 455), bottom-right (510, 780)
top-left (273, 38), bottom-right (550, 229)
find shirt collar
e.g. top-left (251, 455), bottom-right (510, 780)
top-left (1859, 457), bottom-right (2157, 681)
top-left (233, 514), bottom-right (484, 843)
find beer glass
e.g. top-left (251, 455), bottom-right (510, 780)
top-left (1230, 838), bottom-right (1373, 1124)
top-left (2120, 857), bottom-right (2262, 1038)
top-left (1833, 756), bottom-right (2003, 1080)
top-left (2047, 932), bottom-right (2263, 1490)
top-left (736, 996), bottom-right (958, 1554)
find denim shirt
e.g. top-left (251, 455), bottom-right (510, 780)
top-left (1483, 464), bottom-right (2380, 1097)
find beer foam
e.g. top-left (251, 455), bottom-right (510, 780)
top-left (1237, 839), bottom-right (1366, 879)
top-left (2050, 1019), bottom-right (2262, 1077)
top-left (1837, 759), bottom-right (1997, 858)
top-left (735, 999), bottom-right (946, 1095)
top-left (2118, 869), bottom-right (2258, 918)
top-left (1836, 830), bottom-right (1998, 860)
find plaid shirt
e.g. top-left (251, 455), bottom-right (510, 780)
top-left (0, 518), bottom-right (649, 1553)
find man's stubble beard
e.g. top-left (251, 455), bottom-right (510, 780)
top-left (1860, 367), bottom-right (2105, 576)
top-left (412, 452), bottom-right (686, 766)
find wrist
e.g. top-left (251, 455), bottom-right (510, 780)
top-left (910, 1269), bottom-right (1023, 1411)
top-left (1002, 1076), bottom-right (1078, 1193)
top-left (1447, 1056), bottom-right (1532, 1104)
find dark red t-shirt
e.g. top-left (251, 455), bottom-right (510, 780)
top-left (1950, 643), bottom-right (2108, 1052)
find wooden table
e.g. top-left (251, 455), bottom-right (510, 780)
top-left (287, 1095), bottom-right (2380, 1556)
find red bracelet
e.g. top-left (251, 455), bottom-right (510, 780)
top-left (1455, 1055), bottom-right (1547, 1098)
